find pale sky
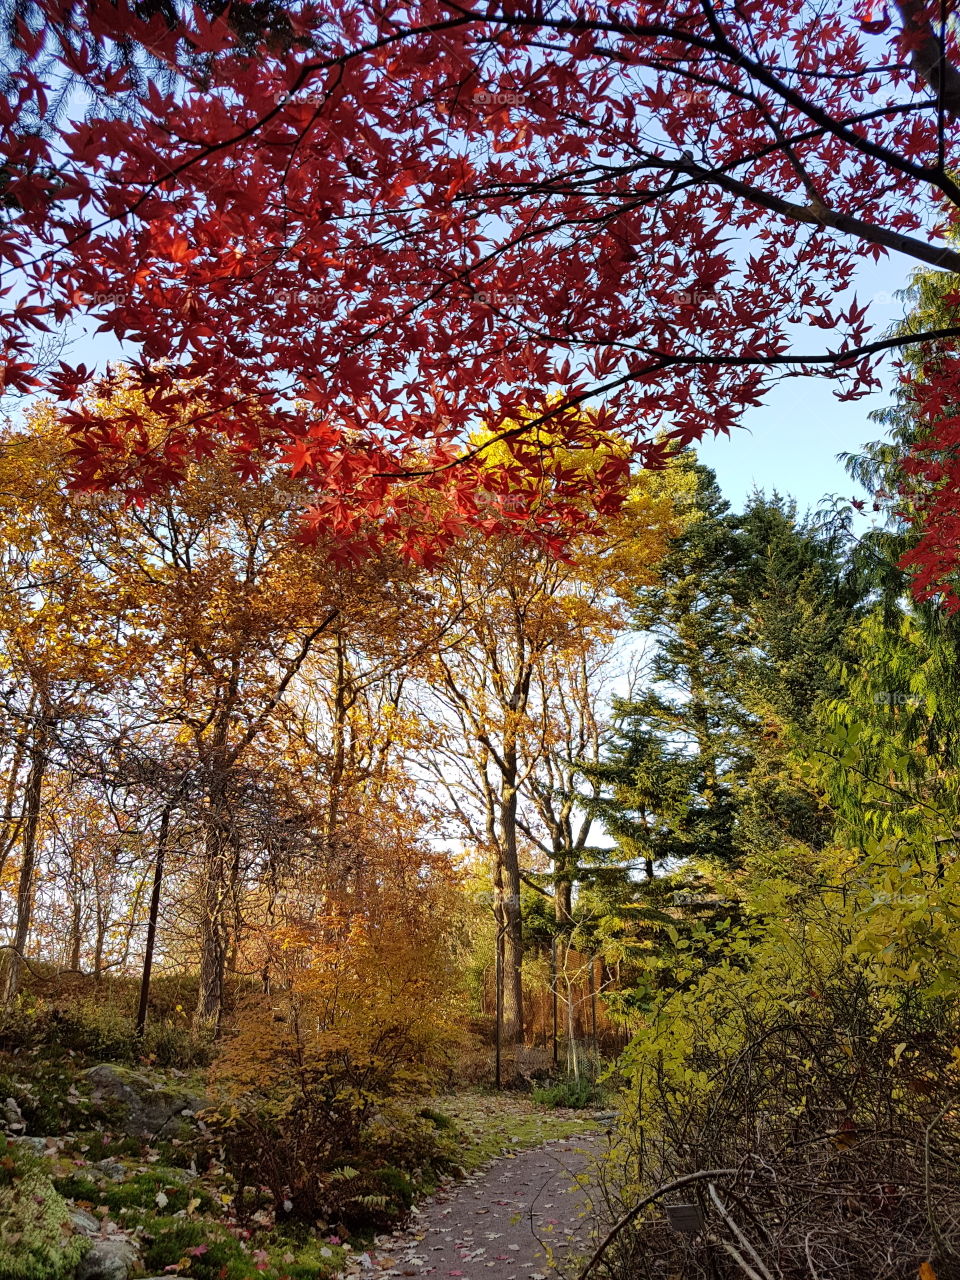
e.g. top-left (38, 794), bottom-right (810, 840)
top-left (698, 253), bottom-right (915, 514)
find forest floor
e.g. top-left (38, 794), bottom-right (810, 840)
top-left (338, 1100), bottom-right (607, 1280)
top-left (1, 1037), bottom-right (612, 1280)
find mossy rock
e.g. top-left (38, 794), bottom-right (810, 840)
top-left (84, 1064), bottom-right (206, 1140)
top-left (0, 1140), bottom-right (89, 1280)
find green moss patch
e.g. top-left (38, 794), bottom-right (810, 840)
top-left (0, 1138), bottom-right (89, 1280)
top-left (430, 1090), bottom-right (599, 1171)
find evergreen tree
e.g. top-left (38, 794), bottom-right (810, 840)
top-left (580, 457), bottom-right (863, 875)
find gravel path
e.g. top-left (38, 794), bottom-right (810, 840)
top-left (342, 1133), bottom-right (604, 1280)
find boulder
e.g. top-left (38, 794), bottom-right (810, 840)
top-left (69, 1207), bottom-right (101, 1235)
top-left (75, 1237), bottom-right (140, 1280)
top-left (83, 1065), bottom-right (206, 1140)
top-left (2, 1096), bottom-right (24, 1133)
top-left (10, 1134), bottom-right (50, 1155)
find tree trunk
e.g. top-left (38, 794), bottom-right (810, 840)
top-left (497, 769), bottom-right (525, 1049)
top-left (1, 723), bottom-right (48, 1007)
top-left (554, 861), bottom-right (573, 924)
top-left (194, 768), bottom-right (232, 1034)
top-left (68, 887), bottom-right (83, 972)
top-left (93, 895), bottom-right (107, 979)
top-left (195, 839), bottom-right (230, 1033)
top-left (136, 805), bottom-right (171, 1038)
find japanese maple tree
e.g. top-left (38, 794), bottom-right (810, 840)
top-left (4, 0), bottom-right (960, 580)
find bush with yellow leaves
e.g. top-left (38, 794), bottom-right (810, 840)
top-left (207, 862), bottom-right (464, 1229)
top-left (596, 843), bottom-right (960, 1280)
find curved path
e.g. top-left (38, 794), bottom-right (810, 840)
top-left (342, 1133), bottom-right (604, 1280)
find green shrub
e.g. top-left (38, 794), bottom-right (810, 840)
top-left (63, 1131), bottom-right (145, 1161)
top-left (371, 1165), bottom-right (416, 1211)
top-left (418, 1105), bottom-right (455, 1130)
top-left (141, 1018), bottom-right (213, 1068)
top-left (0, 1137), bottom-right (89, 1280)
top-left (49, 1173), bottom-right (100, 1203)
top-left (0, 995), bottom-right (211, 1071)
top-left (532, 1075), bottom-right (603, 1109)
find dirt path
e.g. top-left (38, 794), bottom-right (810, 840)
top-left (342, 1133), bottom-right (603, 1280)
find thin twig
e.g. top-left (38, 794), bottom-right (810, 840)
top-left (709, 1183), bottom-right (774, 1280)
top-left (575, 1168), bottom-right (737, 1280)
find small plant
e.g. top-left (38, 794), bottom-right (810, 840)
top-left (532, 1075), bottom-right (603, 1109)
top-left (140, 1018), bottom-right (213, 1069)
top-left (141, 1217), bottom-right (250, 1280)
top-left (418, 1105), bottom-right (455, 1130)
top-left (54, 1168), bottom-right (213, 1218)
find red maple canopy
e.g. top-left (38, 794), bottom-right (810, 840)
top-left (4, 1), bottom-right (960, 580)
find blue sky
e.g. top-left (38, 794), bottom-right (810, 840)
top-left (697, 252), bottom-right (915, 514)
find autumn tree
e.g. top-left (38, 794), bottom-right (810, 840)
top-left (5, 4), bottom-right (960, 590)
top-left (419, 456), bottom-right (681, 1048)
top-left (18, 384), bottom-right (443, 1030)
top-left (0, 416), bottom-right (132, 1003)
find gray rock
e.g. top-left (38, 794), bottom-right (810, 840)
top-left (10, 1134), bottom-right (49, 1154)
top-left (83, 1064), bottom-right (206, 1140)
top-left (75, 1237), bottom-right (140, 1280)
top-left (93, 1158), bottom-right (128, 1182)
top-left (69, 1207), bottom-right (101, 1236)
top-left (2, 1096), bottom-right (24, 1132)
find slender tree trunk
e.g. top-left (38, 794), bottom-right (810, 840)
top-left (195, 820), bottom-right (231, 1033)
top-left (68, 892), bottom-right (82, 972)
top-left (93, 891), bottom-right (107, 979)
top-left (136, 805), bottom-right (171, 1038)
top-left (194, 731), bottom-right (233, 1033)
top-left (1, 722), bottom-right (48, 1007)
top-left (550, 935), bottom-right (559, 1068)
top-left (497, 765), bottom-right (524, 1049)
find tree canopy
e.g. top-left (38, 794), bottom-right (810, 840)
top-left (6, 2), bottom-right (960, 591)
